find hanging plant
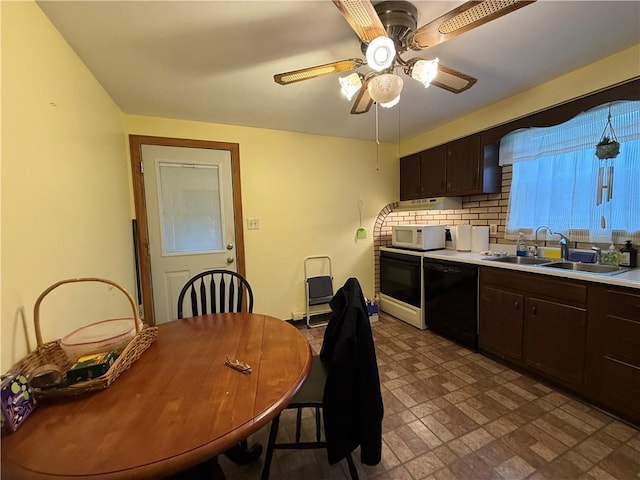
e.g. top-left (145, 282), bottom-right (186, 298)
top-left (596, 136), bottom-right (620, 159)
top-left (595, 104), bottom-right (620, 160)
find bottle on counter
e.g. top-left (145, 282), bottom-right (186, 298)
top-left (619, 240), bottom-right (637, 267)
top-left (516, 232), bottom-right (528, 257)
top-left (602, 243), bottom-right (621, 266)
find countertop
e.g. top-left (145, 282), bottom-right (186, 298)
top-left (381, 246), bottom-right (640, 290)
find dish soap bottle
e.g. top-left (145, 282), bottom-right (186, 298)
top-left (602, 243), bottom-right (620, 266)
top-left (516, 232), bottom-right (528, 257)
top-left (619, 240), bottom-right (637, 267)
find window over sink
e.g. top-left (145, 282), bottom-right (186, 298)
top-left (499, 100), bottom-right (640, 243)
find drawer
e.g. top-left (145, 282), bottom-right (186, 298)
top-left (480, 267), bottom-right (587, 305)
top-left (600, 357), bottom-right (640, 425)
top-left (604, 315), bottom-right (640, 367)
top-left (606, 288), bottom-right (640, 319)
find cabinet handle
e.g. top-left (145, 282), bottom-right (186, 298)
top-left (514, 301), bottom-right (519, 310)
top-left (532, 305), bottom-right (537, 316)
top-left (441, 181), bottom-right (445, 190)
top-left (447, 182), bottom-right (452, 189)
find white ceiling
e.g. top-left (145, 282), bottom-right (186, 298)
top-left (37, 1), bottom-right (640, 143)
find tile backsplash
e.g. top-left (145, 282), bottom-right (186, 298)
top-left (376, 166), bottom-right (512, 237)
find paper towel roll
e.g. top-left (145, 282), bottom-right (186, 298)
top-left (456, 225), bottom-right (472, 251)
top-left (472, 226), bottom-right (489, 252)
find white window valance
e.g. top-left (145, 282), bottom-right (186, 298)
top-left (501, 100), bottom-right (640, 244)
top-left (499, 100), bottom-right (640, 166)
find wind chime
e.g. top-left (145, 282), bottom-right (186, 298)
top-left (595, 104), bottom-right (621, 229)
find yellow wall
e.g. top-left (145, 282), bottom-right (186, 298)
top-left (1, 2), bottom-right (134, 371)
top-left (401, 44), bottom-right (640, 155)
top-left (0, 0), bottom-right (398, 373)
top-left (2, 0), bottom-right (637, 373)
top-left (124, 116), bottom-right (399, 320)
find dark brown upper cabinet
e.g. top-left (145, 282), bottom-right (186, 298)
top-left (399, 145), bottom-right (446, 200)
top-left (400, 134), bottom-right (500, 200)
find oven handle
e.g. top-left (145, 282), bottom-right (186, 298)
top-left (381, 253), bottom-right (421, 268)
top-left (383, 257), bottom-right (421, 269)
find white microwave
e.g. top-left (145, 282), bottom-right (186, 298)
top-left (391, 225), bottom-right (445, 251)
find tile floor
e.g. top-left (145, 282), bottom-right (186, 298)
top-left (219, 312), bottom-right (640, 480)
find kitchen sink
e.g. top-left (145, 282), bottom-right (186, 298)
top-left (541, 261), bottom-right (630, 275)
top-left (484, 255), bottom-right (553, 265)
top-left (484, 256), bottom-right (631, 275)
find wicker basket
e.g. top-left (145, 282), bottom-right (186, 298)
top-left (12, 277), bottom-right (158, 400)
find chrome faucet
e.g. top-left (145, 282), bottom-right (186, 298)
top-left (533, 226), bottom-right (553, 257)
top-left (591, 246), bottom-right (602, 264)
top-left (553, 232), bottom-right (571, 260)
top-left (535, 225), bottom-right (553, 244)
top-left (535, 226), bottom-right (570, 260)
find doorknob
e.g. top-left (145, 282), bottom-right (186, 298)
top-left (227, 257), bottom-right (235, 264)
top-left (226, 243), bottom-right (234, 250)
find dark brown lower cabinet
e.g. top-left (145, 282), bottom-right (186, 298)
top-left (479, 285), bottom-right (524, 364)
top-left (524, 297), bottom-right (587, 389)
top-left (480, 267), bottom-right (640, 426)
top-left (587, 285), bottom-right (640, 425)
top-left (479, 267), bottom-right (588, 389)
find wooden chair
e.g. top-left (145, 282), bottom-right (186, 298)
top-left (260, 355), bottom-right (359, 480)
top-left (177, 269), bottom-right (254, 318)
top-left (176, 269), bottom-right (260, 468)
top-left (261, 278), bottom-right (383, 480)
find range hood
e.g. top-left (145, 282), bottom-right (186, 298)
top-left (394, 197), bottom-right (462, 211)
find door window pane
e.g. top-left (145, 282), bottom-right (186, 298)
top-left (158, 163), bottom-right (223, 254)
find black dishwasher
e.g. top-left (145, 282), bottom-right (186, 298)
top-left (423, 259), bottom-right (478, 350)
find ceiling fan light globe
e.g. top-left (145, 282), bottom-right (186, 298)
top-left (411, 58), bottom-right (439, 88)
top-left (366, 36), bottom-right (396, 72)
top-left (367, 73), bottom-right (404, 105)
top-left (380, 95), bottom-right (401, 108)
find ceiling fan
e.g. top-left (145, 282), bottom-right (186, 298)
top-left (274, 0), bottom-right (536, 114)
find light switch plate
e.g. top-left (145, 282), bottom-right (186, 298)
top-left (489, 224), bottom-right (498, 235)
top-left (247, 218), bottom-right (260, 230)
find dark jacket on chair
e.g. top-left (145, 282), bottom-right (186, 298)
top-left (320, 277), bottom-right (384, 466)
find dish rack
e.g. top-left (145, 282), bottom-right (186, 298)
top-left (11, 277), bottom-right (158, 399)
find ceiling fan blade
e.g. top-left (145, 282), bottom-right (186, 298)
top-left (274, 58), bottom-right (364, 85)
top-left (333, 0), bottom-right (387, 44)
top-left (431, 64), bottom-right (477, 94)
top-left (351, 77), bottom-right (374, 114)
top-left (412, 0), bottom-right (536, 50)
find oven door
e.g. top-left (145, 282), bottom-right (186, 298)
top-left (380, 251), bottom-right (422, 308)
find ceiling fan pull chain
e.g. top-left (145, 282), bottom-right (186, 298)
top-left (375, 102), bottom-right (380, 171)
top-left (375, 102), bottom-right (380, 145)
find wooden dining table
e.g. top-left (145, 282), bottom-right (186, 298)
top-left (1, 313), bottom-right (312, 479)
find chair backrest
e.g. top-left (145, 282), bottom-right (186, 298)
top-left (177, 270), bottom-right (254, 319)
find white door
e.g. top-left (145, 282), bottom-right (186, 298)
top-left (142, 145), bottom-right (236, 324)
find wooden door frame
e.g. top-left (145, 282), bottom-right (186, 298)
top-left (129, 135), bottom-right (245, 326)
